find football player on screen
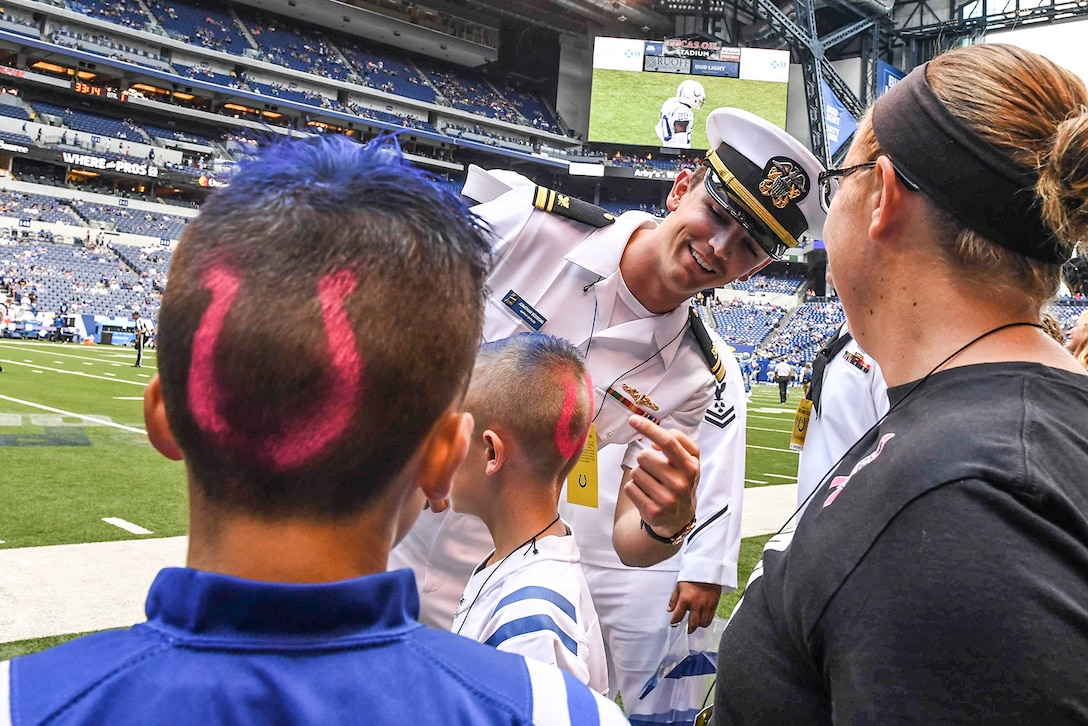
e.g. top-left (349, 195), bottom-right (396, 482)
top-left (655, 80), bottom-right (706, 148)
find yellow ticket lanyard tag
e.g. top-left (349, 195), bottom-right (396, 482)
top-left (566, 424), bottom-right (599, 508)
top-left (790, 398), bottom-right (813, 452)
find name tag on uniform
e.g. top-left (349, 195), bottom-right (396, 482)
top-left (501, 290), bottom-right (546, 331)
top-left (566, 425), bottom-right (598, 508)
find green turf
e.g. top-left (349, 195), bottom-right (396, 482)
top-left (742, 385), bottom-right (799, 487)
top-left (0, 631), bottom-right (107, 661)
top-left (588, 69), bottom-right (788, 147)
top-left (717, 533), bottom-right (773, 619)
top-left (0, 340), bottom-right (188, 548)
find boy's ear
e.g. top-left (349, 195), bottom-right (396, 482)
top-left (482, 429), bottom-right (507, 476)
top-left (144, 374), bottom-right (183, 461)
top-left (416, 410), bottom-right (474, 503)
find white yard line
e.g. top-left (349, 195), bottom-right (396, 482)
top-left (0, 360), bottom-right (147, 386)
top-left (765, 473), bottom-right (798, 480)
top-left (101, 518), bottom-right (153, 535)
top-left (747, 413), bottom-right (793, 422)
top-left (0, 344), bottom-right (155, 367)
top-left (0, 395), bottom-right (147, 434)
top-left (112, 396), bottom-right (145, 401)
top-left (747, 443), bottom-right (798, 453)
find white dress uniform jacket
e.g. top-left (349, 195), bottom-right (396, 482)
top-left (562, 328), bottom-right (746, 700)
top-left (795, 324), bottom-right (889, 511)
top-left (389, 182), bottom-right (716, 628)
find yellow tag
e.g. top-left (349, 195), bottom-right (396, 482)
top-left (566, 424), bottom-right (599, 508)
top-left (790, 398), bottom-right (813, 452)
top-left (694, 706), bottom-right (714, 726)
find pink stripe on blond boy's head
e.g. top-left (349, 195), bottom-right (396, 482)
top-left (554, 373), bottom-right (592, 460)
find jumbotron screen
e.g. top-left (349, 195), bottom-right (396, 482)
top-left (588, 37), bottom-right (790, 149)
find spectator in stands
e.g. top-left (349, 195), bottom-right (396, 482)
top-left (2, 135), bottom-right (626, 724)
top-left (1067, 308), bottom-right (1088, 369)
top-left (449, 332), bottom-right (607, 695)
top-left (715, 44), bottom-right (1088, 724)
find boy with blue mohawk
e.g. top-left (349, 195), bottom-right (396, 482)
top-left (2, 136), bottom-right (627, 725)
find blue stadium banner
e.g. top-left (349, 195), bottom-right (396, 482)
top-left (876, 60), bottom-right (906, 98)
top-left (691, 59), bottom-right (740, 78)
top-left (644, 41), bottom-right (664, 56)
top-left (821, 80), bottom-right (857, 156)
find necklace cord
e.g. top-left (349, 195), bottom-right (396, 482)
top-left (782, 321), bottom-right (1044, 535)
top-left (453, 514), bottom-right (562, 635)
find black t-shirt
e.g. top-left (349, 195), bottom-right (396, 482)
top-left (714, 362), bottom-right (1088, 725)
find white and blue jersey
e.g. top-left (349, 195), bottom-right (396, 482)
top-left (655, 98), bottom-right (695, 148)
top-left (3, 568), bottom-right (627, 725)
top-left (453, 527), bottom-right (609, 696)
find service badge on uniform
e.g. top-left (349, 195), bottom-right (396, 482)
top-left (843, 349), bottom-right (872, 374)
top-left (622, 384), bottom-right (659, 411)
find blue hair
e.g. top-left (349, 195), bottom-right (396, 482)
top-left (210, 134), bottom-right (474, 225)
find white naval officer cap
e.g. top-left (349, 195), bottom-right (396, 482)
top-left (702, 108), bottom-right (826, 259)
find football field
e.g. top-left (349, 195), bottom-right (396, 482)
top-left (588, 69), bottom-right (789, 148)
top-left (0, 338), bottom-right (801, 657)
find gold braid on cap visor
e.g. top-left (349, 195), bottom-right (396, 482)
top-left (704, 149), bottom-right (800, 250)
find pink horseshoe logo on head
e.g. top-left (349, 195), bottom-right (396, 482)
top-left (188, 266), bottom-right (363, 472)
top-left (555, 376), bottom-right (594, 460)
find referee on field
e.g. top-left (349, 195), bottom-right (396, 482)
top-left (132, 310), bottom-right (154, 368)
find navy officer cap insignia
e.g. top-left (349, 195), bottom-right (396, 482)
top-left (533, 186), bottom-right (615, 228)
top-left (759, 157), bottom-right (810, 209)
top-left (701, 108), bottom-right (825, 260)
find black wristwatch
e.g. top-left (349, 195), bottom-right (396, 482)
top-left (640, 515), bottom-right (696, 546)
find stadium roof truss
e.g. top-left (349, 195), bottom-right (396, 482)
top-left (892, 0), bottom-right (1088, 65)
top-left (664, 0), bottom-right (893, 165)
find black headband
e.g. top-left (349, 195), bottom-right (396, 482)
top-left (871, 63), bottom-right (1068, 264)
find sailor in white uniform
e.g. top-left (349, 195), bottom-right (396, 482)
top-left (390, 108), bottom-right (828, 653)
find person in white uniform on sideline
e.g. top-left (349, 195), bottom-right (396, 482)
top-left (450, 333), bottom-right (608, 695)
top-left (390, 108), bottom-right (827, 659)
top-left (794, 320), bottom-right (889, 511)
